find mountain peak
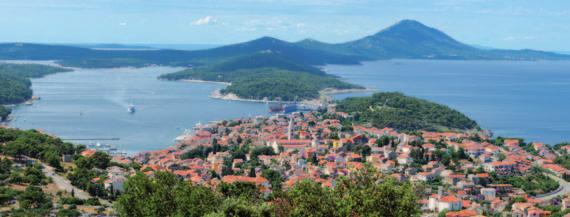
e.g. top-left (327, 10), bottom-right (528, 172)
top-left (376, 19), bottom-right (433, 35)
top-left (251, 36), bottom-right (285, 44)
top-left (371, 19), bottom-right (459, 45)
top-left (392, 19), bottom-right (426, 27)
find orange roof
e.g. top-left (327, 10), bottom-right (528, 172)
top-left (440, 195), bottom-right (461, 203)
top-left (543, 164), bottom-right (567, 173)
top-left (221, 175), bottom-right (268, 185)
top-left (476, 173), bottom-right (489, 178)
top-left (446, 209), bottom-right (478, 217)
top-left (80, 149), bottom-right (96, 157)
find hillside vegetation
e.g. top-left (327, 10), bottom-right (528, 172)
top-left (115, 169), bottom-right (420, 217)
top-left (160, 53), bottom-right (362, 101)
top-left (336, 92), bottom-right (479, 131)
top-left (0, 105), bottom-right (9, 121)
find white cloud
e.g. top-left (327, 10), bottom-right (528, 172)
top-left (119, 22), bottom-right (128, 26)
top-left (192, 16), bottom-right (217, 26)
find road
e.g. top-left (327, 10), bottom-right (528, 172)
top-left (40, 163), bottom-right (92, 200)
top-left (534, 174), bottom-right (570, 200)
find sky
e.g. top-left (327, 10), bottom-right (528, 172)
top-left (0, 0), bottom-right (569, 51)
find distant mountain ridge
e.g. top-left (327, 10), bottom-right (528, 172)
top-left (0, 19), bottom-right (568, 69)
top-left (296, 19), bottom-right (569, 60)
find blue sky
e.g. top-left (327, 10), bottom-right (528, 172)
top-left (0, 0), bottom-right (569, 51)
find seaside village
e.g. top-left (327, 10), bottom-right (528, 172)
top-left (88, 106), bottom-right (570, 217)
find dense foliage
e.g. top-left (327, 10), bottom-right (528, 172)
top-left (162, 67), bottom-right (361, 101)
top-left (493, 167), bottom-right (559, 196)
top-left (0, 73), bottom-right (31, 104)
top-left (0, 63), bottom-right (71, 78)
top-left (115, 169), bottom-right (420, 217)
top-left (0, 128), bottom-right (80, 170)
top-left (0, 105), bottom-right (10, 121)
top-left (336, 92), bottom-right (479, 131)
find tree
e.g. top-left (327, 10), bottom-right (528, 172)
top-left (248, 167), bottom-right (256, 177)
top-left (333, 168), bottom-right (420, 217)
top-left (219, 182), bottom-right (262, 202)
top-left (90, 151), bottom-right (111, 169)
top-left (18, 186), bottom-right (51, 210)
top-left (43, 149), bottom-right (62, 170)
top-left (282, 180), bottom-right (336, 217)
top-left (174, 183), bottom-right (221, 217)
top-left (262, 169), bottom-right (283, 190)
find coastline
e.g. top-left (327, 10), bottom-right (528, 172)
top-left (182, 79), bottom-right (231, 86)
top-left (209, 87), bottom-right (375, 106)
top-left (319, 87), bottom-right (376, 96)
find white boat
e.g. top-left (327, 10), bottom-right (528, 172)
top-left (127, 105), bottom-right (136, 114)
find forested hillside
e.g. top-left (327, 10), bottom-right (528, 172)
top-left (336, 92), bottom-right (479, 131)
top-left (160, 53), bottom-right (362, 101)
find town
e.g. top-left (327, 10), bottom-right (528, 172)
top-left (79, 106), bottom-right (570, 217)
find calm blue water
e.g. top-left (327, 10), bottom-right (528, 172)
top-left (325, 60), bottom-right (570, 145)
top-left (9, 66), bottom-right (268, 153)
top-left (9, 60), bottom-right (570, 152)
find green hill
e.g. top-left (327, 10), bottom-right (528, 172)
top-left (219, 68), bottom-right (360, 101)
top-left (159, 52), bottom-right (327, 81)
top-left (205, 52), bottom-right (326, 75)
top-left (158, 52), bottom-right (361, 101)
top-left (336, 92), bottom-right (479, 131)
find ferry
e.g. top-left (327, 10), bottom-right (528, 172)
top-left (127, 105), bottom-right (136, 114)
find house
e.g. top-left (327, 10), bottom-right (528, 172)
top-left (485, 161), bottom-right (516, 175)
top-left (80, 149), bottom-right (96, 157)
top-left (397, 153), bottom-right (413, 165)
top-left (480, 188), bottom-right (496, 200)
top-left (562, 197), bottom-right (570, 211)
top-left (429, 195), bottom-right (462, 212)
top-left (61, 154), bottom-right (73, 163)
top-left (221, 175), bottom-right (270, 188)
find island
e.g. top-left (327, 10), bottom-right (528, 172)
top-left (159, 52), bottom-right (363, 101)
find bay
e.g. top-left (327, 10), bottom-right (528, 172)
top-left (9, 66), bottom-right (268, 153)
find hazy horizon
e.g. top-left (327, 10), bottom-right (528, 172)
top-left (0, 0), bottom-right (569, 51)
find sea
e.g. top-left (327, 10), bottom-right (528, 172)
top-left (324, 60), bottom-right (570, 145)
top-left (7, 60), bottom-right (570, 153)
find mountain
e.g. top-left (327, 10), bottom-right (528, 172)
top-left (297, 19), bottom-right (569, 60)
top-left (1, 19), bottom-right (568, 68)
top-left (204, 52), bottom-right (326, 75)
top-left (189, 36), bottom-right (361, 65)
top-left (0, 37), bottom-right (361, 68)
